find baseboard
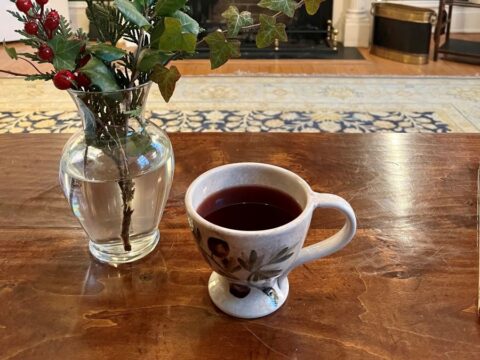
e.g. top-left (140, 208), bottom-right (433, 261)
top-left (386, 0), bottom-right (480, 33)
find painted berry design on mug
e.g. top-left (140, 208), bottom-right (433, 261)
top-left (195, 237), bottom-right (242, 279)
top-left (207, 237), bottom-right (229, 258)
top-left (229, 283), bottom-right (251, 298)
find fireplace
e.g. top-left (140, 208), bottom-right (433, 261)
top-left (191, 0), bottom-right (341, 59)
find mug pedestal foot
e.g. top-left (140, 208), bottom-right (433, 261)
top-left (208, 272), bottom-right (289, 319)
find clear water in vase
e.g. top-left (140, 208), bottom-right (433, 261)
top-left (59, 128), bottom-right (174, 265)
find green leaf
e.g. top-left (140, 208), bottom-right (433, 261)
top-left (88, 43), bottom-right (126, 62)
top-left (79, 56), bottom-right (120, 92)
top-left (221, 6), bottom-right (254, 38)
top-left (125, 132), bottom-right (155, 157)
top-left (155, 0), bottom-right (186, 16)
top-left (158, 17), bottom-right (197, 53)
top-left (133, 0), bottom-right (145, 12)
top-left (114, 0), bottom-right (150, 29)
top-left (255, 15), bottom-right (288, 49)
top-left (204, 31), bottom-right (240, 70)
top-left (172, 10), bottom-right (200, 35)
top-left (137, 49), bottom-right (171, 72)
top-left (258, 0), bottom-right (297, 18)
top-left (48, 37), bottom-right (83, 71)
top-left (150, 64), bottom-right (181, 102)
top-left (305, 0), bottom-right (323, 15)
top-left (3, 41), bottom-right (17, 60)
top-left (150, 21), bottom-right (166, 50)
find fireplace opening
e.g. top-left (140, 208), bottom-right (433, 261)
top-left (190, 0), bottom-right (360, 59)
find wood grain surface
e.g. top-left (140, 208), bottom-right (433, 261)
top-left (0, 133), bottom-right (479, 360)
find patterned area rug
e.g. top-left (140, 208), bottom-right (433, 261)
top-left (0, 76), bottom-right (479, 133)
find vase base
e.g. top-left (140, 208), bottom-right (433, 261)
top-left (89, 230), bottom-right (160, 265)
top-left (208, 272), bottom-right (289, 319)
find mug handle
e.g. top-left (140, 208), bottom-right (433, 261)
top-left (287, 193), bottom-right (357, 272)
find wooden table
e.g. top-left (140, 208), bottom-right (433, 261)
top-left (0, 133), bottom-right (479, 359)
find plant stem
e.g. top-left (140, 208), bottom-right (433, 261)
top-left (85, 0), bottom-right (108, 43)
top-left (0, 69), bottom-right (31, 76)
top-left (18, 56), bottom-right (44, 74)
top-left (119, 179), bottom-right (134, 252)
top-left (129, 29), bottom-right (146, 87)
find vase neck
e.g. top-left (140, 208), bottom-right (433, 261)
top-left (68, 83), bottom-right (152, 140)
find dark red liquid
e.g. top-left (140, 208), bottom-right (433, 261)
top-left (197, 185), bottom-right (303, 231)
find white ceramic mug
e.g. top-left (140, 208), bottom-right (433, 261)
top-left (185, 163), bottom-right (356, 319)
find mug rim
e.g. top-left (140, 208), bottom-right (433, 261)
top-left (185, 162), bottom-right (314, 237)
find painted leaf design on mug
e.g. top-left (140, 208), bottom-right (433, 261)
top-left (222, 257), bottom-right (242, 273)
top-left (268, 246), bottom-right (295, 264)
top-left (238, 246), bottom-right (296, 282)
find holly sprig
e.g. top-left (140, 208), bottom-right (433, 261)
top-left (1, 0), bottom-right (322, 101)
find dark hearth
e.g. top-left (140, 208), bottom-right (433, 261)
top-left (191, 0), bottom-right (340, 58)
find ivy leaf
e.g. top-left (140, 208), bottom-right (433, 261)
top-left (221, 6), bottom-right (253, 37)
top-left (155, 0), bottom-right (186, 16)
top-left (137, 49), bottom-right (172, 72)
top-left (158, 17), bottom-right (197, 53)
top-left (150, 21), bottom-right (165, 50)
top-left (79, 56), bottom-right (120, 92)
top-left (48, 37), bottom-right (83, 71)
top-left (258, 0), bottom-right (297, 18)
top-left (172, 10), bottom-right (201, 35)
top-left (3, 41), bottom-right (17, 60)
top-left (204, 31), bottom-right (240, 70)
top-left (256, 15), bottom-right (288, 49)
top-left (150, 64), bottom-right (181, 102)
top-left (88, 43), bottom-right (126, 62)
top-left (114, 0), bottom-right (150, 29)
top-left (305, 0), bottom-right (323, 15)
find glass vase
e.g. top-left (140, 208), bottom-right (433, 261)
top-left (59, 82), bottom-right (174, 265)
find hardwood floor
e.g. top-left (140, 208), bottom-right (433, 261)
top-left (1, 34), bottom-right (479, 77)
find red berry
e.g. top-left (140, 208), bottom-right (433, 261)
top-left (24, 21), bottom-right (39, 35)
top-left (38, 44), bottom-right (54, 62)
top-left (46, 10), bottom-right (59, 21)
top-left (76, 72), bottom-right (91, 88)
top-left (36, 0), bottom-right (49, 5)
top-left (16, 0), bottom-right (33, 13)
top-left (45, 10), bottom-right (60, 31)
top-left (53, 70), bottom-right (75, 90)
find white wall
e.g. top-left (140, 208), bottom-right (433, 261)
top-left (395, 0), bottom-right (480, 33)
top-left (1, 0), bottom-right (70, 42)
